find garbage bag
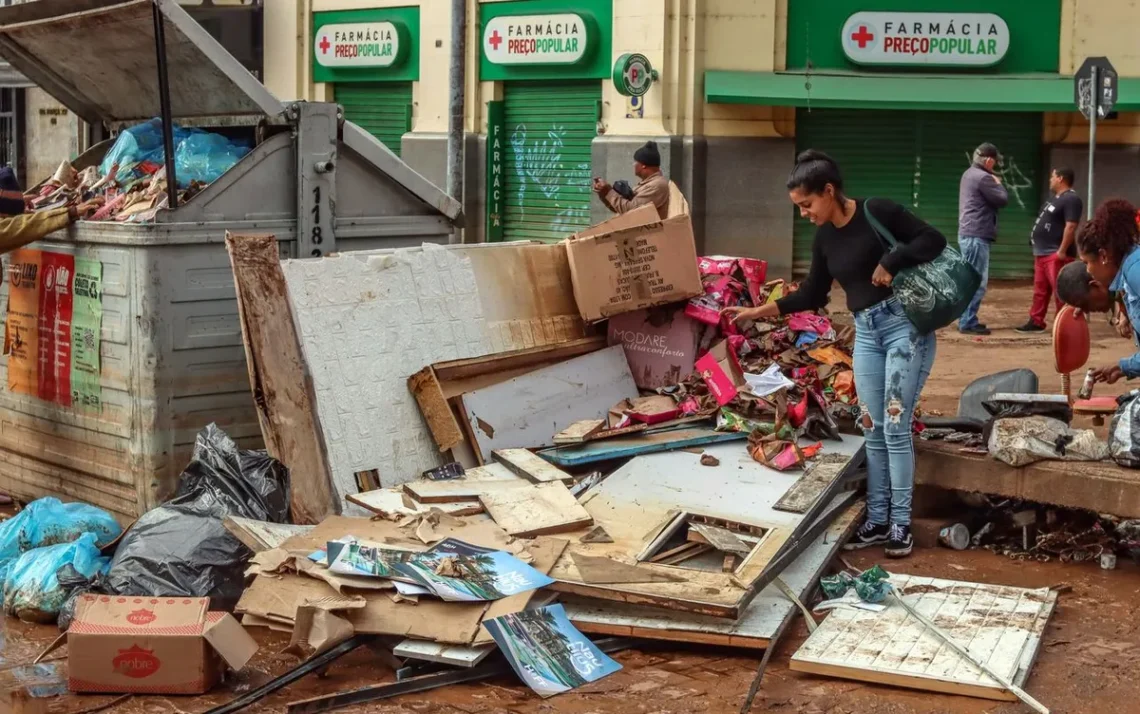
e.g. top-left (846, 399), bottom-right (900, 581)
top-left (0, 497), bottom-right (121, 564)
top-left (100, 424), bottom-right (289, 611)
top-left (173, 132), bottom-right (251, 187)
top-left (1110, 390), bottom-right (1140, 467)
top-left (988, 416), bottom-right (1108, 467)
top-left (98, 118), bottom-right (191, 180)
top-left (4, 533), bottom-right (109, 623)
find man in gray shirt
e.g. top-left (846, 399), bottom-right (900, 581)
top-left (957, 143), bottom-right (1009, 335)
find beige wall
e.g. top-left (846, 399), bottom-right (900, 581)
top-left (24, 89), bottom-right (80, 185)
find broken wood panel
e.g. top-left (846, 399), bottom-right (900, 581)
top-left (564, 499), bottom-right (862, 648)
top-left (392, 640), bottom-right (494, 668)
top-left (401, 464), bottom-right (528, 503)
top-left (223, 517), bottom-right (315, 553)
top-left (408, 337), bottom-right (606, 453)
top-left (553, 419), bottom-right (606, 444)
top-left (346, 489), bottom-right (483, 518)
top-left (539, 427), bottom-right (747, 468)
top-left (478, 482), bottom-right (594, 537)
top-left (461, 345), bottom-right (639, 462)
top-left (687, 522), bottom-right (752, 555)
top-left (493, 448), bottom-right (574, 483)
top-left (790, 574), bottom-right (1057, 701)
top-left (773, 454), bottom-right (854, 514)
top-left (226, 233), bottom-right (336, 524)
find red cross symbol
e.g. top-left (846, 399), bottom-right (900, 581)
top-left (319, 36), bottom-right (331, 54)
top-left (489, 30), bottom-right (503, 50)
top-left (851, 25), bottom-right (874, 48)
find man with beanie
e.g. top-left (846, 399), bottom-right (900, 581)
top-left (956, 142), bottom-right (1009, 335)
top-left (593, 140), bottom-right (671, 219)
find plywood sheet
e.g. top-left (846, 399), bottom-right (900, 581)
top-left (478, 482), bottom-right (593, 537)
top-left (461, 345), bottom-right (638, 462)
top-left (492, 448), bottom-right (574, 483)
top-left (346, 488), bottom-right (483, 518)
top-left (773, 453), bottom-right (855, 514)
top-left (401, 464), bottom-right (527, 503)
top-left (223, 517), bottom-right (315, 553)
top-left (790, 574), bottom-right (1058, 701)
top-left (564, 498), bottom-right (862, 648)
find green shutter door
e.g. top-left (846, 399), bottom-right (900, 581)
top-left (915, 112), bottom-right (1042, 279)
top-left (335, 82), bottom-right (413, 157)
top-left (502, 81), bottom-right (600, 242)
top-left (793, 109), bottom-right (919, 275)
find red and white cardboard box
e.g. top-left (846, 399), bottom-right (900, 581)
top-left (695, 340), bottom-right (747, 406)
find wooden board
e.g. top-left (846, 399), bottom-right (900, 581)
top-left (460, 345), bottom-right (639, 462)
top-left (538, 427), bottom-right (747, 468)
top-left (564, 499), bottom-right (862, 648)
top-left (401, 464), bottom-right (527, 503)
top-left (553, 419), bottom-right (606, 444)
top-left (227, 233), bottom-right (336, 524)
top-left (687, 522), bottom-right (752, 555)
top-left (223, 517), bottom-right (315, 553)
top-left (393, 640), bottom-right (494, 668)
top-left (478, 482), bottom-right (594, 537)
top-left (790, 574), bottom-right (1058, 701)
top-left (492, 448), bottom-right (574, 483)
top-left (346, 488), bottom-right (483, 518)
top-left (916, 438), bottom-right (1140, 518)
top-left (773, 453), bottom-right (854, 514)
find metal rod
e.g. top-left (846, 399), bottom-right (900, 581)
top-left (445, 0), bottom-right (467, 240)
top-left (152, 0), bottom-right (179, 210)
top-left (202, 635), bottom-right (375, 714)
top-left (1087, 65), bottom-right (1098, 219)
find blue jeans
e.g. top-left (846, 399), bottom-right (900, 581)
top-left (957, 236), bottom-right (991, 330)
top-left (853, 297), bottom-right (936, 526)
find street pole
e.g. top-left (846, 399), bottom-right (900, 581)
top-left (446, 0), bottom-right (466, 243)
top-left (152, 0), bottom-right (178, 210)
top-left (1088, 65), bottom-right (1098, 219)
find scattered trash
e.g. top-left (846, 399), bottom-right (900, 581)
top-left (4, 533), bottom-right (108, 623)
top-left (938, 523), bottom-right (971, 551)
top-left (988, 416), bottom-right (1108, 467)
top-left (700, 453), bottom-right (720, 467)
top-left (819, 564), bottom-right (890, 604)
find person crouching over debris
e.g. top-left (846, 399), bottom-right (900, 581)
top-left (721, 150), bottom-right (948, 559)
top-left (1056, 261), bottom-right (1133, 342)
top-left (593, 141), bottom-right (670, 219)
top-left (1072, 199), bottom-right (1140, 386)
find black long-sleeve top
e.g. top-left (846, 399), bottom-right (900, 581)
top-left (776, 198), bottom-right (947, 315)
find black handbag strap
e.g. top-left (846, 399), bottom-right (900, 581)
top-left (862, 197), bottom-right (899, 250)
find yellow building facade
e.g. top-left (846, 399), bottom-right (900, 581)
top-left (264, 0), bottom-right (1140, 278)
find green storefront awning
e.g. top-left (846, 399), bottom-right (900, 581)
top-left (705, 70), bottom-right (1140, 112)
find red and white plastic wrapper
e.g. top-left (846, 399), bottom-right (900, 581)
top-left (786, 312), bottom-right (833, 337)
top-left (685, 275), bottom-right (743, 326)
top-left (696, 256), bottom-right (769, 304)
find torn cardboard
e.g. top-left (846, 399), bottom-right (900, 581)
top-left (67, 595), bottom-right (257, 695)
top-left (696, 340), bottom-right (747, 406)
top-left (565, 207), bottom-right (703, 322)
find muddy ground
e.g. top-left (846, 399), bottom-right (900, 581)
top-left (9, 282), bottom-right (1140, 714)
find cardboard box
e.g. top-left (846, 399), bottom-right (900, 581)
top-left (67, 595), bottom-right (257, 694)
top-left (608, 305), bottom-right (703, 390)
top-left (565, 205), bottom-right (703, 322)
top-left (695, 340), bottom-right (747, 406)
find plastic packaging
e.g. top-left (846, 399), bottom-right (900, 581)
top-left (1110, 390), bottom-right (1140, 468)
top-left (99, 424), bottom-right (289, 612)
top-left (4, 533), bottom-right (109, 623)
top-left (0, 497), bottom-right (121, 565)
top-left (99, 119), bottom-right (251, 188)
top-left (173, 132), bottom-right (252, 187)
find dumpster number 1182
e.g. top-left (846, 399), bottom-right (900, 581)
top-left (311, 185), bottom-right (324, 247)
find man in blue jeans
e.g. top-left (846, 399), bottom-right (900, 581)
top-left (957, 143), bottom-right (1009, 335)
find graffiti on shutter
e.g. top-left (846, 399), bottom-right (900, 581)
top-left (509, 123), bottom-right (592, 233)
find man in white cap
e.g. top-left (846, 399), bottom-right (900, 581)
top-left (593, 140), bottom-right (671, 219)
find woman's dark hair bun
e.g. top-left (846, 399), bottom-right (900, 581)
top-left (795, 149), bottom-right (836, 166)
top-left (787, 149), bottom-right (844, 196)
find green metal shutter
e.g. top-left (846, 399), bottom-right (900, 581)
top-left (793, 109), bottom-right (919, 275)
top-left (914, 112), bottom-right (1042, 279)
top-left (502, 81), bottom-right (600, 242)
top-left (335, 82), bottom-right (413, 157)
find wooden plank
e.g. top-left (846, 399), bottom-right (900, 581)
top-left (649, 541), bottom-right (705, 564)
top-left (478, 482), bottom-right (594, 537)
top-left (773, 453), bottom-right (858, 514)
top-left (538, 427), bottom-right (748, 468)
top-left (553, 419), bottom-right (606, 444)
top-left (345, 489), bottom-right (483, 518)
top-left (790, 574), bottom-right (1057, 702)
top-left (392, 640), bottom-right (494, 668)
top-left (568, 552), bottom-right (688, 584)
top-left (223, 517), bottom-right (315, 553)
top-left (492, 448), bottom-right (574, 483)
top-left (401, 464), bottom-right (527, 503)
top-left (226, 233), bottom-right (336, 524)
top-left (461, 345), bottom-right (639, 462)
top-left (687, 522), bottom-right (752, 556)
top-left (916, 438), bottom-right (1140, 518)
top-left (655, 543), bottom-right (713, 566)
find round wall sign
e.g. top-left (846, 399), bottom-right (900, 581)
top-left (612, 53), bottom-right (657, 97)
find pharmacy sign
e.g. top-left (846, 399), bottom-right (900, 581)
top-left (483, 13), bottom-right (588, 65)
top-left (841, 12), bottom-right (1009, 67)
top-left (315, 22), bottom-right (404, 68)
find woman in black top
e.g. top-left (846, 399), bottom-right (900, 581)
top-left (723, 151), bottom-right (947, 558)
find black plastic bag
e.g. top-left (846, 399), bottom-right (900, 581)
top-left (97, 424), bottom-right (289, 614)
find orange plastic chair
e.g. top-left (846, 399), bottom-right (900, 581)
top-left (1054, 304), bottom-right (1118, 424)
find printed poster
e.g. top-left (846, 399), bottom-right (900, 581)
top-left (4, 250), bottom-right (102, 410)
top-left (392, 538), bottom-right (554, 602)
top-left (483, 604), bottom-right (622, 698)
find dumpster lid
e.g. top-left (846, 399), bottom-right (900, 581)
top-left (0, 0), bottom-right (282, 126)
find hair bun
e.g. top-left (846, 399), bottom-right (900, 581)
top-left (795, 149), bottom-right (835, 166)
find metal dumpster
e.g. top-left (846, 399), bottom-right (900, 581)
top-left (0, 0), bottom-right (461, 520)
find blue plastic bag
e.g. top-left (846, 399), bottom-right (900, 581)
top-left (98, 119), bottom-right (191, 180)
top-left (4, 533), bottom-right (109, 622)
top-left (0, 497), bottom-right (122, 564)
top-left (173, 132), bottom-right (251, 187)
